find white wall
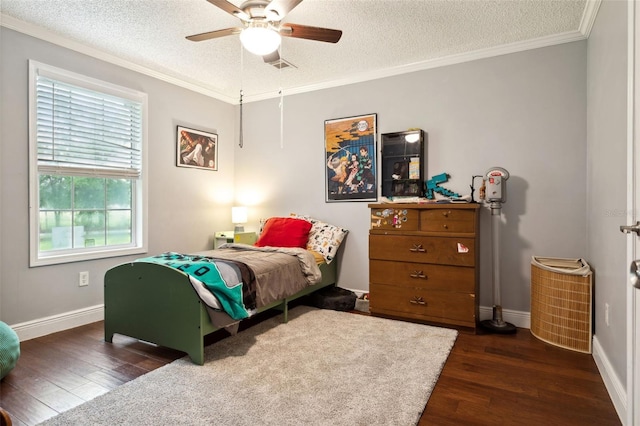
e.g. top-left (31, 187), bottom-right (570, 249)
top-left (586, 0), bottom-right (628, 402)
top-left (236, 42), bottom-right (588, 314)
top-left (0, 28), bottom-right (236, 326)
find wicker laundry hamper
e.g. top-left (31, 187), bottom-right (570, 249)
top-left (530, 256), bottom-right (593, 353)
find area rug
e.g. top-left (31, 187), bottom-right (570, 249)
top-left (39, 306), bottom-right (457, 426)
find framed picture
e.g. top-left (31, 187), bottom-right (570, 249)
top-left (176, 126), bottom-right (218, 171)
top-left (324, 113), bottom-right (377, 202)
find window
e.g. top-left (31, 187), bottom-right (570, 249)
top-left (29, 61), bottom-right (148, 266)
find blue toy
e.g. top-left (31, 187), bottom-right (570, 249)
top-left (425, 173), bottom-right (461, 200)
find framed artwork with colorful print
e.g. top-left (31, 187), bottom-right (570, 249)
top-left (324, 113), bottom-right (377, 202)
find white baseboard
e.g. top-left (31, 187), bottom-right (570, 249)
top-left (10, 304), bottom-right (104, 342)
top-left (592, 336), bottom-right (627, 425)
top-left (6, 300), bottom-right (531, 342)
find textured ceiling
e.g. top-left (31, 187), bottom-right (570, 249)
top-left (1, 0), bottom-right (592, 103)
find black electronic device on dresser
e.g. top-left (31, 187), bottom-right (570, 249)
top-left (380, 129), bottom-right (425, 198)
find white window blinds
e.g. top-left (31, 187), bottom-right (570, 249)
top-left (35, 73), bottom-right (143, 178)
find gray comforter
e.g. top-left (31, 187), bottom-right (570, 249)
top-left (195, 243), bottom-right (322, 310)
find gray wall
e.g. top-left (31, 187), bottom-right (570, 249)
top-left (236, 41), bottom-right (588, 312)
top-left (1, 27), bottom-right (589, 330)
top-left (0, 28), bottom-right (237, 325)
top-left (586, 0), bottom-right (628, 390)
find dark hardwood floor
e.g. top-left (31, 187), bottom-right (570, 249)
top-left (0, 309), bottom-right (621, 426)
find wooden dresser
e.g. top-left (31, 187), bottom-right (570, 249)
top-left (368, 203), bottom-right (480, 331)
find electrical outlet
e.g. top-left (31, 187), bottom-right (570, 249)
top-left (79, 271), bottom-right (89, 287)
top-left (605, 303), bottom-right (610, 326)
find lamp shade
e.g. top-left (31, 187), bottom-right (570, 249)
top-left (232, 206), bottom-right (248, 224)
top-left (240, 25), bottom-right (281, 56)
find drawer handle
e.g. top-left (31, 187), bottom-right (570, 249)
top-left (443, 224), bottom-right (448, 229)
top-left (409, 296), bottom-right (426, 305)
top-left (442, 211), bottom-right (451, 217)
top-left (410, 271), bottom-right (427, 279)
top-left (409, 244), bottom-right (426, 253)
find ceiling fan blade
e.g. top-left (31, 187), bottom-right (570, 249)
top-left (265, 0), bottom-right (304, 21)
top-left (263, 50), bottom-right (280, 64)
top-left (186, 27), bottom-right (242, 42)
top-left (280, 23), bottom-right (342, 43)
top-left (206, 0), bottom-right (250, 21)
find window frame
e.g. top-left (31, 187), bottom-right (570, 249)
top-left (28, 61), bottom-right (148, 267)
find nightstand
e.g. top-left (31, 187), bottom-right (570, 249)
top-left (214, 231), bottom-right (257, 248)
top-left (214, 231), bottom-right (234, 249)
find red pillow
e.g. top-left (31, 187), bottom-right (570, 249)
top-left (254, 217), bottom-right (312, 248)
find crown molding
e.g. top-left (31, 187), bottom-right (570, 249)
top-left (0, 14), bottom-right (237, 104)
top-left (244, 29), bottom-right (589, 103)
top-left (3, 7), bottom-right (597, 106)
top-left (580, 0), bottom-right (603, 38)
top-left (243, 1), bottom-right (601, 103)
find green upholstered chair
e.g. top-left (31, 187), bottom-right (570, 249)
top-left (0, 321), bottom-right (20, 380)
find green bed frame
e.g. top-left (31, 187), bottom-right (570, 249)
top-left (104, 260), bottom-right (336, 365)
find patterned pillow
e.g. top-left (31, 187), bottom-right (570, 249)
top-left (258, 217), bottom-right (268, 236)
top-left (290, 214), bottom-right (348, 264)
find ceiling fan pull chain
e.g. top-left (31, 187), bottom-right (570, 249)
top-left (279, 87), bottom-right (283, 149)
top-left (239, 45), bottom-right (244, 148)
top-left (239, 89), bottom-right (244, 149)
top-left (279, 44), bottom-right (284, 149)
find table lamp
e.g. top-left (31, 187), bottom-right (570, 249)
top-left (232, 206), bottom-right (247, 233)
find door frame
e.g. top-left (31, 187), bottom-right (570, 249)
top-left (628, 1), bottom-right (639, 424)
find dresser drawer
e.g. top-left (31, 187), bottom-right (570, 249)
top-left (370, 283), bottom-right (476, 325)
top-left (419, 208), bottom-right (476, 233)
top-left (370, 207), bottom-right (418, 231)
top-left (369, 234), bottom-right (476, 267)
top-left (369, 260), bottom-right (475, 292)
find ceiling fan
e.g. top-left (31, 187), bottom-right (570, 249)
top-left (186, 0), bottom-right (342, 64)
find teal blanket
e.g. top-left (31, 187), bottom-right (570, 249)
top-left (136, 252), bottom-right (250, 320)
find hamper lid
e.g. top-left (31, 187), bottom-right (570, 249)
top-left (531, 256), bottom-right (591, 276)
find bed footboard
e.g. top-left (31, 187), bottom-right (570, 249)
top-left (105, 262), bottom-right (216, 365)
top-left (104, 260), bottom-right (337, 365)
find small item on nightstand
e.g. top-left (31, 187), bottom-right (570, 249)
top-left (234, 232), bottom-right (257, 245)
top-left (214, 231), bottom-right (234, 249)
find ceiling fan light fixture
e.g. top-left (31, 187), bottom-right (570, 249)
top-left (240, 23), bottom-right (281, 56)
